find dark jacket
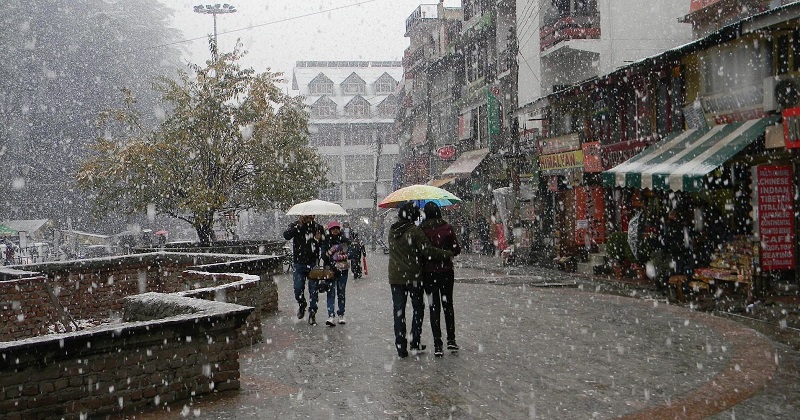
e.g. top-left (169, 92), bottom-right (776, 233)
top-left (321, 232), bottom-right (351, 274)
top-left (283, 221), bottom-right (324, 266)
top-left (388, 219), bottom-right (453, 285)
top-left (420, 218), bottom-right (461, 272)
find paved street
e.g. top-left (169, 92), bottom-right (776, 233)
top-left (140, 252), bottom-right (799, 419)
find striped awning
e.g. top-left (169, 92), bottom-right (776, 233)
top-left (602, 117), bottom-right (778, 192)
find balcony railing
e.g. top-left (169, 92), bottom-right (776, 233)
top-left (539, 13), bottom-right (600, 52)
top-left (405, 4), bottom-right (439, 34)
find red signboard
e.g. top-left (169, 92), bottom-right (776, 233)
top-left (690, 0), bottom-right (723, 13)
top-left (582, 142), bottom-right (602, 172)
top-left (436, 145), bottom-right (457, 160)
top-left (756, 165), bottom-right (795, 271)
top-left (783, 107), bottom-right (800, 149)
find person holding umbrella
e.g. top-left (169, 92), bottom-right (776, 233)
top-left (388, 201), bottom-right (454, 358)
top-left (283, 214), bottom-right (325, 325)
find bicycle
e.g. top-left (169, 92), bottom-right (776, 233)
top-left (281, 244), bottom-right (294, 273)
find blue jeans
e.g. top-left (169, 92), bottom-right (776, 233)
top-left (326, 270), bottom-right (348, 317)
top-left (391, 281), bottom-right (425, 354)
top-left (293, 263), bottom-right (319, 313)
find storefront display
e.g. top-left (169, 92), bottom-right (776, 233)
top-left (693, 236), bottom-right (757, 301)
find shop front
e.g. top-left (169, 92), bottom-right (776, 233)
top-left (602, 116), bottom-right (795, 296)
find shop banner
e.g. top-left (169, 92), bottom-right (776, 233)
top-left (539, 150), bottom-right (584, 173)
top-left (755, 164), bottom-right (795, 271)
top-left (582, 142), bottom-right (602, 172)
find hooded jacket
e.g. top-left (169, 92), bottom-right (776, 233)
top-left (388, 219), bottom-right (453, 284)
top-left (419, 218), bottom-right (461, 272)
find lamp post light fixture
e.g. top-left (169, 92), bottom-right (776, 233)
top-left (193, 3), bottom-right (237, 59)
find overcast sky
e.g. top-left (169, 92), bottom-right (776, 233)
top-left (160, 0), bottom-right (460, 91)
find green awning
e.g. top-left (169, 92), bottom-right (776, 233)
top-left (602, 117), bottom-right (778, 192)
top-left (0, 224), bottom-right (17, 236)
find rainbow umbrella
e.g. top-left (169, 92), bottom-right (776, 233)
top-left (378, 184), bottom-right (462, 209)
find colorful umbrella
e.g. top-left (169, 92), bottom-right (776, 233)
top-left (286, 199), bottom-right (348, 216)
top-left (378, 184), bottom-right (462, 209)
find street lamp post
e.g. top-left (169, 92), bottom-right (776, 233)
top-left (193, 3), bottom-right (237, 60)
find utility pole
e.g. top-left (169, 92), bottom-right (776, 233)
top-left (507, 25), bottom-right (521, 245)
top-left (371, 131), bottom-right (383, 252)
top-left (193, 3), bottom-right (237, 61)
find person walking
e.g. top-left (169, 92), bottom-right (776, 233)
top-left (283, 214), bottom-right (325, 326)
top-left (388, 201), bottom-right (454, 358)
top-left (321, 220), bottom-right (351, 327)
top-left (420, 202), bottom-right (462, 357)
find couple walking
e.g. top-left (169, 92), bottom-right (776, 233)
top-left (388, 201), bottom-right (461, 358)
top-left (283, 215), bottom-right (349, 327)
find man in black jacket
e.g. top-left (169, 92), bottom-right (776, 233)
top-left (283, 215), bottom-right (325, 325)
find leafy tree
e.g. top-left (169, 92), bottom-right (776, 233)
top-left (77, 43), bottom-right (328, 244)
top-left (0, 0), bottom-right (183, 228)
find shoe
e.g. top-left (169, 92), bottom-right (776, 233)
top-left (434, 346), bottom-right (443, 357)
top-left (446, 341), bottom-right (459, 351)
top-left (409, 344), bottom-right (426, 355)
top-left (308, 312), bottom-right (316, 326)
top-left (297, 303), bottom-right (306, 319)
top-left (397, 349), bottom-right (409, 358)
top-left (325, 317), bottom-right (336, 327)
top-left (338, 316), bottom-right (346, 324)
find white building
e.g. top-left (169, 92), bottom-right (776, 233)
top-left (516, 0), bottom-right (694, 111)
top-left (292, 61), bottom-right (403, 219)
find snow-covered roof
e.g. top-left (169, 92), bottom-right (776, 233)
top-left (2, 219), bottom-right (52, 234)
top-left (292, 62), bottom-right (403, 96)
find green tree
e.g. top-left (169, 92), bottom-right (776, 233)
top-left (77, 43), bottom-right (328, 244)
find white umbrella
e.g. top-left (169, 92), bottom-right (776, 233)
top-left (286, 199), bottom-right (348, 216)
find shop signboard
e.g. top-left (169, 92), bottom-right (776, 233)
top-left (436, 145), bottom-right (457, 160)
top-left (539, 133), bottom-right (580, 155)
top-left (754, 164), bottom-right (795, 271)
top-left (582, 142), bottom-right (602, 172)
top-left (539, 150), bottom-right (584, 173)
top-left (783, 107), bottom-right (800, 149)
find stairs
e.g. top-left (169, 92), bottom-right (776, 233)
top-left (577, 244), bottom-right (608, 275)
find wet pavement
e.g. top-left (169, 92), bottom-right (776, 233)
top-left (139, 252), bottom-right (800, 419)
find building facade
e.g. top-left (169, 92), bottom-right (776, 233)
top-left (292, 61), bottom-right (403, 226)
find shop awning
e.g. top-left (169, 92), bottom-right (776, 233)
top-left (602, 116), bottom-right (778, 192)
top-left (442, 148), bottom-right (491, 177)
top-left (426, 177), bottom-right (456, 187)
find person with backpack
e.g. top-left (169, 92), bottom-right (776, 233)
top-left (420, 202), bottom-right (462, 357)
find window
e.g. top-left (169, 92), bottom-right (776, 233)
top-left (378, 155), bottom-right (397, 180)
top-left (701, 42), bottom-right (771, 95)
top-left (323, 156), bottom-right (342, 181)
top-left (344, 96), bottom-right (370, 118)
top-left (344, 155), bottom-right (374, 180)
top-left (373, 73), bottom-right (397, 94)
top-left (320, 186), bottom-right (341, 202)
top-left (344, 182), bottom-right (374, 200)
top-left (341, 73), bottom-right (366, 95)
top-left (309, 73), bottom-right (334, 95)
top-left (377, 95), bottom-right (398, 117)
top-left (344, 129), bottom-right (373, 146)
top-left (310, 129), bottom-right (340, 146)
top-left (465, 43), bottom-right (487, 83)
top-left (311, 96), bottom-right (337, 118)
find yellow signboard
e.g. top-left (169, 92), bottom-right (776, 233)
top-left (539, 150), bottom-right (584, 172)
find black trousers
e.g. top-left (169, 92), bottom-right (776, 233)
top-left (423, 270), bottom-right (456, 348)
top-left (390, 281), bottom-right (425, 354)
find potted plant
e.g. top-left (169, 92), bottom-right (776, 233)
top-left (606, 231), bottom-right (633, 278)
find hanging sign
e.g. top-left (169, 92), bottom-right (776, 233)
top-left (755, 165), bottom-right (795, 271)
top-left (783, 107), bottom-right (800, 149)
top-left (436, 145), bottom-right (457, 160)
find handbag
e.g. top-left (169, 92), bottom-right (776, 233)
top-left (308, 260), bottom-right (335, 280)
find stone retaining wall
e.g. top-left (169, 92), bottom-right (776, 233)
top-left (0, 251), bottom-right (282, 418)
top-left (0, 293), bottom-right (252, 419)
